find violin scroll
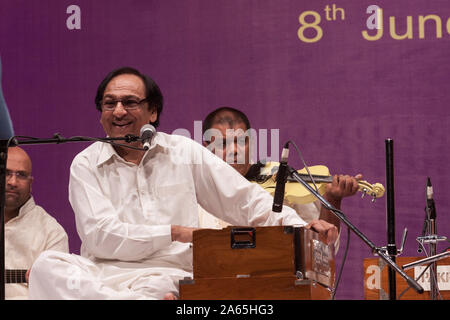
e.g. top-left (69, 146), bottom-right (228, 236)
top-left (358, 181), bottom-right (385, 202)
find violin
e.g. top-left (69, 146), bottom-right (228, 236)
top-left (251, 162), bottom-right (385, 205)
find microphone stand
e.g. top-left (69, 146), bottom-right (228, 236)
top-left (0, 140), bottom-right (7, 300)
top-left (415, 192), bottom-right (447, 300)
top-left (0, 133), bottom-right (141, 300)
top-left (402, 250), bottom-right (450, 271)
top-left (427, 206), bottom-right (438, 300)
top-left (285, 165), bottom-right (424, 295)
top-left (385, 139), bottom-right (397, 300)
top-left (9, 133), bottom-right (140, 146)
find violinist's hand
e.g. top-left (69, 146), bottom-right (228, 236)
top-left (306, 219), bottom-right (338, 244)
top-left (324, 174), bottom-right (362, 202)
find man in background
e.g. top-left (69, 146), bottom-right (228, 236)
top-left (200, 107), bottom-right (362, 245)
top-left (4, 146), bottom-right (69, 299)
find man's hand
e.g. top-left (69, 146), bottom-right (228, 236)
top-left (306, 219), bottom-right (339, 244)
top-left (171, 225), bottom-right (199, 243)
top-left (319, 174), bottom-right (362, 231)
top-left (324, 174), bottom-right (362, 203)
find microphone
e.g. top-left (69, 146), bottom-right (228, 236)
top-left (140, 124), bottom-right (156, 150)
top-left (272, 142), bottom-right (289, 212)
top-left (419, 177), bottom-right (437, 253)
top-left (426, 177), bottom-right (436, 220)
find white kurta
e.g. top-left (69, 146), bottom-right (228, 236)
top-left (198, 201), bottom-right (321, 229)
top-left (5, 197), bottom-right (69, 299)
top-left (29, 132), bottom-right (306, 300)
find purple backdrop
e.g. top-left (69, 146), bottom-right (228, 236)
top-left (1, 0), bottom-right (449, 299)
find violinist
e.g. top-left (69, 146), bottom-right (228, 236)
top-left (200, 107), bottom-right (362, 250)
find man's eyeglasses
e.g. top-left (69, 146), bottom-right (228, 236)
top-left (101, 98), bottom-right (148, 111)
top-left (6, 170), bottom-right (31, 181)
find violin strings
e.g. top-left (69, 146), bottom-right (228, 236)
top-left (285, 140), bottom-right (320, 193)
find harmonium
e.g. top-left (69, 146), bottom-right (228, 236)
top-left (179, 226), bottom-right (336, 300)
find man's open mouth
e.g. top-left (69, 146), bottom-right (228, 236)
top-left (113, 122), bottom-right (133, 128)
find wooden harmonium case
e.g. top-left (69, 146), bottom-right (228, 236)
top-left (179, 226), bottom-right (336, 299)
